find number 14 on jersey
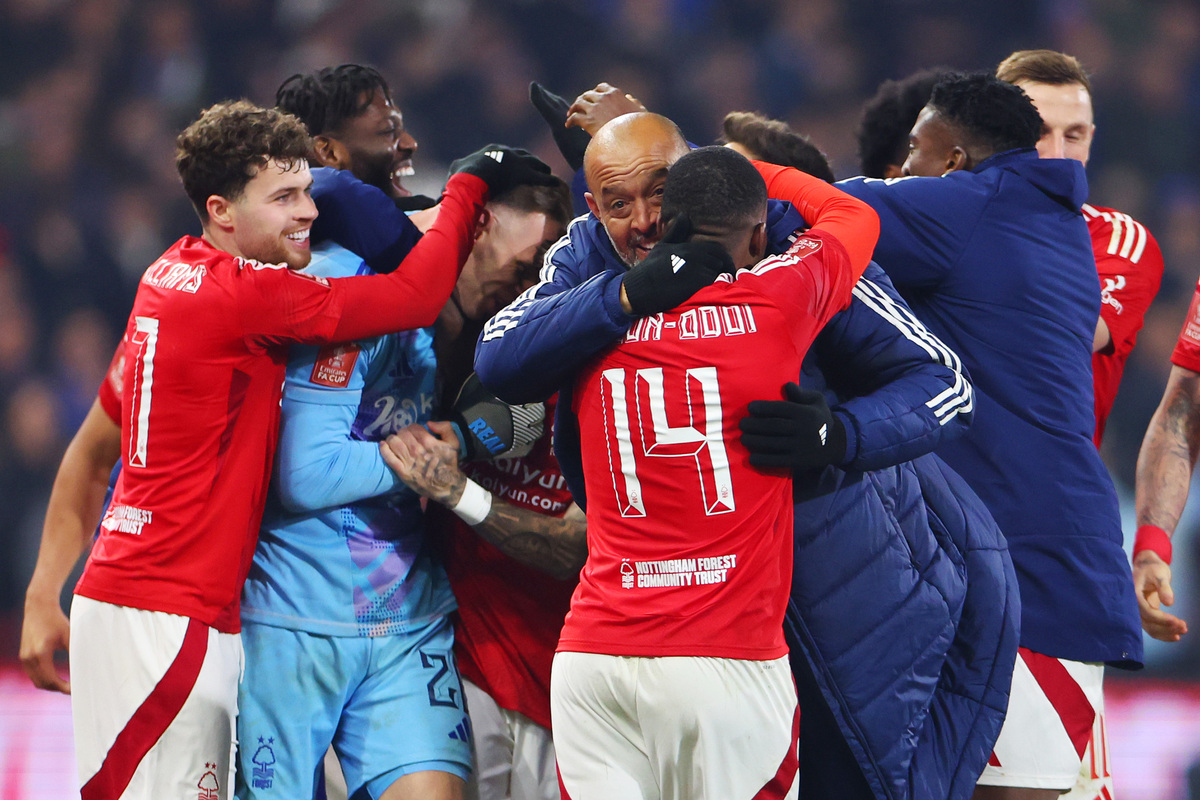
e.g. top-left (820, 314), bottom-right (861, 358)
top-left (600, 366), bottom-right (736, 518)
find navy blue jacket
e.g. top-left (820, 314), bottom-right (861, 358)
top-left (476, 207), bottom-right (973, 470)
top-left (840, 150), bottom-right (1142, 668)
top-left (786, 453), bottom-right (1018, 800)
top-left (311, 167), bottom-right (423, 274)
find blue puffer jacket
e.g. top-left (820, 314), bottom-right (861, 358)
top-left (476, 191), bottom-right (1015, 799)
top-left (785, 450), bottom-right (1018, 800)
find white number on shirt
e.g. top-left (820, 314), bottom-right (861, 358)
top-left (127, 316), bottom-right (159, 468)
top-left (600, 366), bottom-right (735, 517)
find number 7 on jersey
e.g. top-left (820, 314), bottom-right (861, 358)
top-left (600, 366), bottom-right (735, 518)
top-left (128, 316), bottom-right (160, 468)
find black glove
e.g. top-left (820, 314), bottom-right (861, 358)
top-left (530, 81), bottom-right (591, 172)
top-left (620, 215), bottom-right (734, 317)
top-left (449, 144), bottom-right (557, 197)
top-left (740, 382), bottom-right (848, 470)
top-left (448, 373), bottom-right (546, 462)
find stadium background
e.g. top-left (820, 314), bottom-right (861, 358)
top-left (0, 0), bottom-right (1198, 796)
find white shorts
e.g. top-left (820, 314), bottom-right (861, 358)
top-left (463, 678), bottom-right (559, 800)
top-left (69, 596), bottom-right (243, 800)
top-left (978, 647), bottom-right (1103, 791)
top-left (550, 652), bottom-right (798, 800)
top-left (1062, 708), bottom-right (1113, 800)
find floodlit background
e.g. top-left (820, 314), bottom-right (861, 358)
top-left (1, 0), bottom-right (1198, 796)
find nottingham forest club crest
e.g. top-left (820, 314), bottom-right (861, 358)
top-left (197, 762), bottom-right (221, 799)
top-left (251, 737), bottom-right (277, 789)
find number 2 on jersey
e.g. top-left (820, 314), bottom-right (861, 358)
top-left (128, 316), bottom-right (159, 468)
top-left (600, 366), bottom-right (735, 518)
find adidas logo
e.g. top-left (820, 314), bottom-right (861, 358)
top-left (448, 717), bottom-right (472, 742)
top-left (485, 150), bottom-right (504, 163)
top-left (670, 254), bottom-right (686, 273)
top-left (818, 423), bottom-right (827, 446)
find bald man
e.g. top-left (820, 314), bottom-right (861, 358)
top-left (580, 113), bottom-right (689, 267)
top-left (476, 112), bottom-right (814, 405)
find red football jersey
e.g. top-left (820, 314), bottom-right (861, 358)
top-left (97, 342), bottom-right (124, 424)
top-left (76, 175), bottom-right (486, 632)
top-left (441, 396), bottom-right (576, 730)
top-left (559, 230), bottom-right (856, 660)
top-left (1170, 275), bottom-right (1200, 374)
top-left (75, 236), bottom-right (356, 631)
top-left (1084, 204), bottom-right (1163, 446)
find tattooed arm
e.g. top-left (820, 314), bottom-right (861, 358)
top-left (381, 421), bottom-right (587, 581)
top-left (1133, 364), bottom-right (1199, 641)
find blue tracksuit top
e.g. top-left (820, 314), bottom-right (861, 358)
top-left (475, 205), bottom-right (974, 479)
top-left (839, 149), bottom-right (1142, 667)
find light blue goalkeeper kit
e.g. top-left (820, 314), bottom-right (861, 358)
top-left (241, 241), bottom-right (454, 635)
top-left (236, 240), bottom-right (469, 800)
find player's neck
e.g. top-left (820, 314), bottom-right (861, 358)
top-left (201, 227), bottom-right (244, 261)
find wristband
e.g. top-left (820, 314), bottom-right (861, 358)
top-left (451, 479), bottom-right (493, 527)
top-left (1133, 524), bottom-right (1173, 565)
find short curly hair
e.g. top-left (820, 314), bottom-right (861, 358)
top-left (662, 146), bottom-right (767, 234)
top-left (856, 68), bottom-right (952, 178)
top-left (928, 72), bottom-right (1042, 156)
top-left (176, 100), bottom-right (313, 221)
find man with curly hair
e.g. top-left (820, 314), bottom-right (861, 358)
top-left (25, 98), bottom-right (545, 800)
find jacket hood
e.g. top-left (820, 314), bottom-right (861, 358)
top-left (975, 148), bottom-right (1089, 212)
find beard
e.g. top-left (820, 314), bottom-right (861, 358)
top-left (353, 150), bottom-right (399, 198)
top-left (249, 236), bottom-right (310, 270)
top-left (604, 226), bottom-right (645, 268)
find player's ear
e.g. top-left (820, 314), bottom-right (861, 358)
top-left (584, 191), bottom-right (600, 218)
top-left (944, 146), bottom-right (970, 175)
top-left (475, 208), bottom-right (493, 240)
top-left (206, 195), bottom-right (235, 231)
top-left (749, 222), bottom-right (768, 261)
top-left (312, 135), bottom-right (348, 170)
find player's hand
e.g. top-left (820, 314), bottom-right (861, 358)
top-left (566, 82), bottom-right (647, 137)
top-left (619, 215), bottom-right (733, 317)
top-left (449, 373), bottom-right (545, 462)
top-left (530, 82), bottom-right (591, 172)
top-left (381, 422), bottom-right (467, 506)
top-left (20, 592), bottom-right (72, 694)
top-left (449, 145), bottom-right (558, 198)
top-left (740, 382), bottom-right (848, 470)
top-left (1133, 551), bottom-right (1189, 641)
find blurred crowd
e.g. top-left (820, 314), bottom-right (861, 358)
top-left (2, 0), bottom-right (1199, 670)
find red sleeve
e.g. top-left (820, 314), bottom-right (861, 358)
top-left (1172, 277), bottom-right (1200, 373)
top-left (751, 160), bottom-right (879, 283)
top-left (328, 173), bottom-right (487, 342)
top-left (239, 173), bottom-right (488, 350)
top-left (1097, 229), bottom-right (1163, 360)
top-left (96, 341), bottom-right (125, 423)
top-left (732, 228), bottom-right (855, 359)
